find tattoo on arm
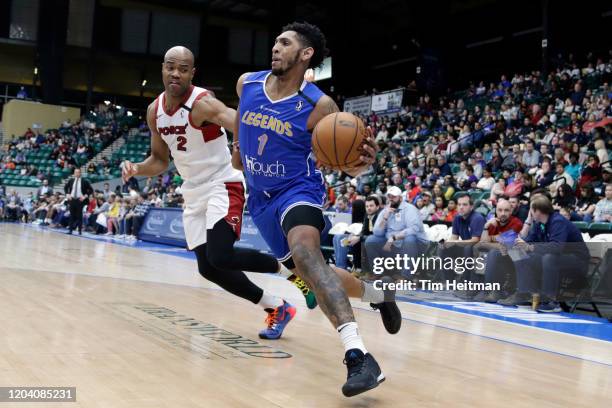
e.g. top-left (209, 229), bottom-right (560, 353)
top-left (323, 97), bottom-right (340, 115)
top-left (291, 244), bottom-right (354, 328)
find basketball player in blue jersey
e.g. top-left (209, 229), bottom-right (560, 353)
top-left (231, 23), bottom-right (401, 397)
top-left (122, 46), bottom-right (318, 341)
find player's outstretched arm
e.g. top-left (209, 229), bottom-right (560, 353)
top-left (190, 94), bottom-right (237, 133)
top-left (230, 72), bottom-right (251, 171)
top-left (308, 95), bottom-right (378, 178)
top-left (122, 101), bottom-right (170, 181)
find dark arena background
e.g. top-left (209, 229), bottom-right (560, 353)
top-left (0, 0), bottom-right (611, 406)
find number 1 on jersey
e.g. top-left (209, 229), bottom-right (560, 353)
top-left (257, 133), bottom-right (268, 156)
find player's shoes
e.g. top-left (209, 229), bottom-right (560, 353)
top-left (258, 301), bottom-right (296, 340)
top-left (341, 349), bottom-right (385, 397)
top-left (289, 275), bottom-right (318, 309)
top-left (370, 276), bottom-right (402, 334)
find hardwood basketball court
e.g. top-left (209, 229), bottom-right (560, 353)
top-left (1, 223), bottom-right (611, 407)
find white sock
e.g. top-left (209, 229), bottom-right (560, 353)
top-left (361, 282), bottom-right (384, 304)
top-left (258, 292), bottom-right (284, 310)
top-left (337, 322), bottom-right (367, 354)
top-left (277, 262), bottom-right (293, 279)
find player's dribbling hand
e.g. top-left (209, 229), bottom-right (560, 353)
top-left (121, 160), bottom-right (138, 182)
top-left (345, 127), bottom-right (378, 177)
top-left (360, 126), bottom-right (378, 164)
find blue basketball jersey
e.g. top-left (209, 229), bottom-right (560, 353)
top-left (238, 70), bottom-right (325, 196)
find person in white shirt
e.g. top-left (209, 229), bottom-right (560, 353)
top-left (476, 168), bottom-right (496, 191)
top-left (593, 184), bottom-right (612, 223)
top-left (375, 125), bottom-right (389, 143)
top-left (418, 192), bottom-right (435, 221)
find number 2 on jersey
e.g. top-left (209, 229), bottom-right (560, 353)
top-left (257, 133), bottom-right (268, 155)
top-left (176, 135), bottom-right (187, 151)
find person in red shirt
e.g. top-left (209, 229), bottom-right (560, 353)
top-left (444, 198), bottom-right (458, 222)
top-left (473, 197), bottom-right (523, 303)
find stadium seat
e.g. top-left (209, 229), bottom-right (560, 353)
top-left (573, 221), bottom-right (590, 232)
top-left (588, 223), bottom-right (612, 232)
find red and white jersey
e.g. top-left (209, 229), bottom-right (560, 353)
top-left (154, 85), bottom-right (244, 189)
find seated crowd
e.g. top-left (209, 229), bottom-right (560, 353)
top-left (0, 103), bottom-right (132, 182)
top-left (328, 50), bottom-right (611, 312)
top-left (0, 170), bottom-right (184, 240)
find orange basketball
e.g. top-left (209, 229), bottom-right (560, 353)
top-left (311, 112), bottom-right (366, 172)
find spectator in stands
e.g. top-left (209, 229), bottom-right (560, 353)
top-left (430, 196), bottom-right (447, 222)
top-left (64, 168), bottom-right (93, 235)
top-left (522, 140), bottom-right (540, 169)
top-left (489, 148), bottom-right (503, 172)
top-left (473, 198), bottom-right (524, 303)
top-left (36, 179), bottom-right (53, 199)
top-left (127, 194), bottom-right (150, 238)
top-left (578, 155), bottom-right (602, 190)
top-left (366, 186), bottom-right (429, 278)
top-left (148, 192), bottom-right (162, 207)
top-left (476, 168), bottom-right (495, 191)
top-left (559, 207), bottom-right (572, 220)
top-left (552, 184), bottom-right (577, 211)
top-left (441, 175), bottom-right (456, 201)
top-left (105, 194), bottom-right (120, 235)
top-left (102, 183), bottom-right (112, 200)
top-left (418, 192), bottom-right (435, 221)
top-left (573, 184), bottom-right (598, 222)
top-left (82, 195), bottom-right (98, 230)
top-left (331, 198), bottom-right (370, 271)
top-left (444, 199), bottom-right (458, 222)
top-left (593, 184), bottom-right (612, 222)
top-left (505, 169), bottom-right (526, 198)
top-left (437, 156), bottom-right (452, 177)
top-left (438, 193), bottom-right (486, 297)
top-left (4, 190), bottom-right (22, 221)
top-left (460, 165), bottom-right (478, 190)
top-left (535, 160), bottom-right (555, 188)
top-left (549, 163), bottom-right (574, 196)
top-left (332, 196), bottom-right (351, 213)
top-left (117, 198), bottom-right (132, 236)
top-left (499, 195), bottom-right (589, 312)
top-left (21, 192), bottom-right (34, 222)
top-left (594, 139), bottom-right (610, 170)
top-left (564, 153), bottom-right (582, 181)
top-left (89, 196), bottom-right (109, 233)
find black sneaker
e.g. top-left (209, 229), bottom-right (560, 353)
top-left (536, 301), bottom-right (562, 313)
top-left (497, 292), bottom-right (531, 307)
top-left (341, 349), bottom-right (385, 397)
top-left (370, 276), bottom-right (402, 334)
top-left (483, 291), bottom-right (504, 303)
top-left (472, 290), bottom-right (488, 302)
top-left (453, 289), bottom-right (478, 300)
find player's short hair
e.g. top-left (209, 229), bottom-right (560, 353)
top-left (281, 21), bottom-right (329, 69)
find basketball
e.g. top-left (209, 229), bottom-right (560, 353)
top-left (312, 112), bottom-right (367, 171)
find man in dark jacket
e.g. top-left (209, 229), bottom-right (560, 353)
top-left (499, 195), bottom-right (589, 312)
top-left (333, 195), bottom-right (382, 272)
top-left (64, 168), bottom-right (93, 234)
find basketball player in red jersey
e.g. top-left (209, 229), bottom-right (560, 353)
top-left (122, 46), bottom-right (316, 340)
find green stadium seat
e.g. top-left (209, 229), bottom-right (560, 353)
top-left (588, 223), bottom-right (612, 232)
top-left (572, 222), bottom-right (589, 231)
